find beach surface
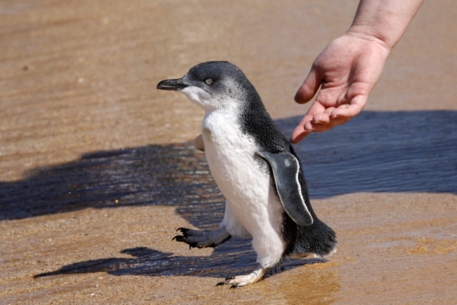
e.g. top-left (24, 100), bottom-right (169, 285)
top-left (1, 1), bottom-right (456, 304)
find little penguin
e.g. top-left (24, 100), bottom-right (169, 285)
top-left (157, 61), bottom-right (337, 287)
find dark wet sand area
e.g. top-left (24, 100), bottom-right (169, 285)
top-left (1, 1), bottom-right (456, 304)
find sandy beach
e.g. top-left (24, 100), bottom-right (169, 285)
top-left (1, 1), bottom-right (456, 304)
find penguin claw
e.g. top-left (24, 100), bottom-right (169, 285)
top-left (215, 268), bottom-right (267, 288)
top-left (172, 235), bottom-right (184, 242)
top-left (216, 279), bottom-right (240, 289)
top-left (172, 234), bottom-right (196, 249)
top-left (171, 227), bottom-right (231, 250)
top-left (215, 279), bottom-right (239, 289)
top-left (172, 229), bottom-right (199, 249)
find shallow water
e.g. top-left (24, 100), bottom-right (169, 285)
top-left (1, 0), bottom-right (457, 304)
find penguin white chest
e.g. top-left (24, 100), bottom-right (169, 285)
top-left (201, 110), bottom-right (283, 236)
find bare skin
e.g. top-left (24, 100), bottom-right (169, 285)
top-left (291, 0), bottom-right (425, 143)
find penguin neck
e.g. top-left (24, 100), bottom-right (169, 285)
top-left (203, 93), bottom-right (244, 117)
top-left (239, 95), bottom-right (290, 152)
top-left (202, 103), bottom-right (242, 132)
top-left (200, 101), bottom-right (248, 150)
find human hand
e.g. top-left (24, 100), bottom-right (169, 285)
top-left (291, 33), bottom-right (390, 143)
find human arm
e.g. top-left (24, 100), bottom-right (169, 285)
top-left (291, 0), bottom-right (424, 143)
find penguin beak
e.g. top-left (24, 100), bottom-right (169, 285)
top-left (157, 78), bottom-right (188, 91)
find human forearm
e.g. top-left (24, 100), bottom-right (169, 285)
top-left (347, 0), bottom-right (424, 50)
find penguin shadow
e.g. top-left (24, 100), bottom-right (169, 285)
top-left (33, 245), bottom-right (325, 279)
top-left (1, 110), bottom-right (455, 279)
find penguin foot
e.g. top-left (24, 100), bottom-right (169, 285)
top-left (216, 267), bottom-right (267, 288)
top-left (172, 227), bottom-right (231, 249)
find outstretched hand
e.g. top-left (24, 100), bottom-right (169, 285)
top-left (291, 33), bottom-right (390, 143)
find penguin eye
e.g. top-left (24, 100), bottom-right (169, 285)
top-left (204, 78), bottom-right (213, 86)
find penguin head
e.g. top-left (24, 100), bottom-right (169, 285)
top-left (157, 61), bottom-right (257, 111)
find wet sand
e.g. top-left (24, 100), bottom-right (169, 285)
top-left (1, 0), bottom-right (456, 304)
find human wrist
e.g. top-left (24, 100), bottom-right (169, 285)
top-left (345, 27), bottom-right (394, 51)
top-left (346, 0), bottom-right (424, 51)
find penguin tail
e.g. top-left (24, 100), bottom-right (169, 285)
top-left (293, 217), bottom-right (337, 257)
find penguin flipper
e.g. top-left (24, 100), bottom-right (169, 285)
top-left (257, 151), bottom-right (313, 226)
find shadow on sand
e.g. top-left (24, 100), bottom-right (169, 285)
top-left (33, 245), bottom-right (325, 279)
top-left (1, 110), bottom-right (456, 279)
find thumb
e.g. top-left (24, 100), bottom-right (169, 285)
top-left (294, 66), bottom-right (322, 104)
